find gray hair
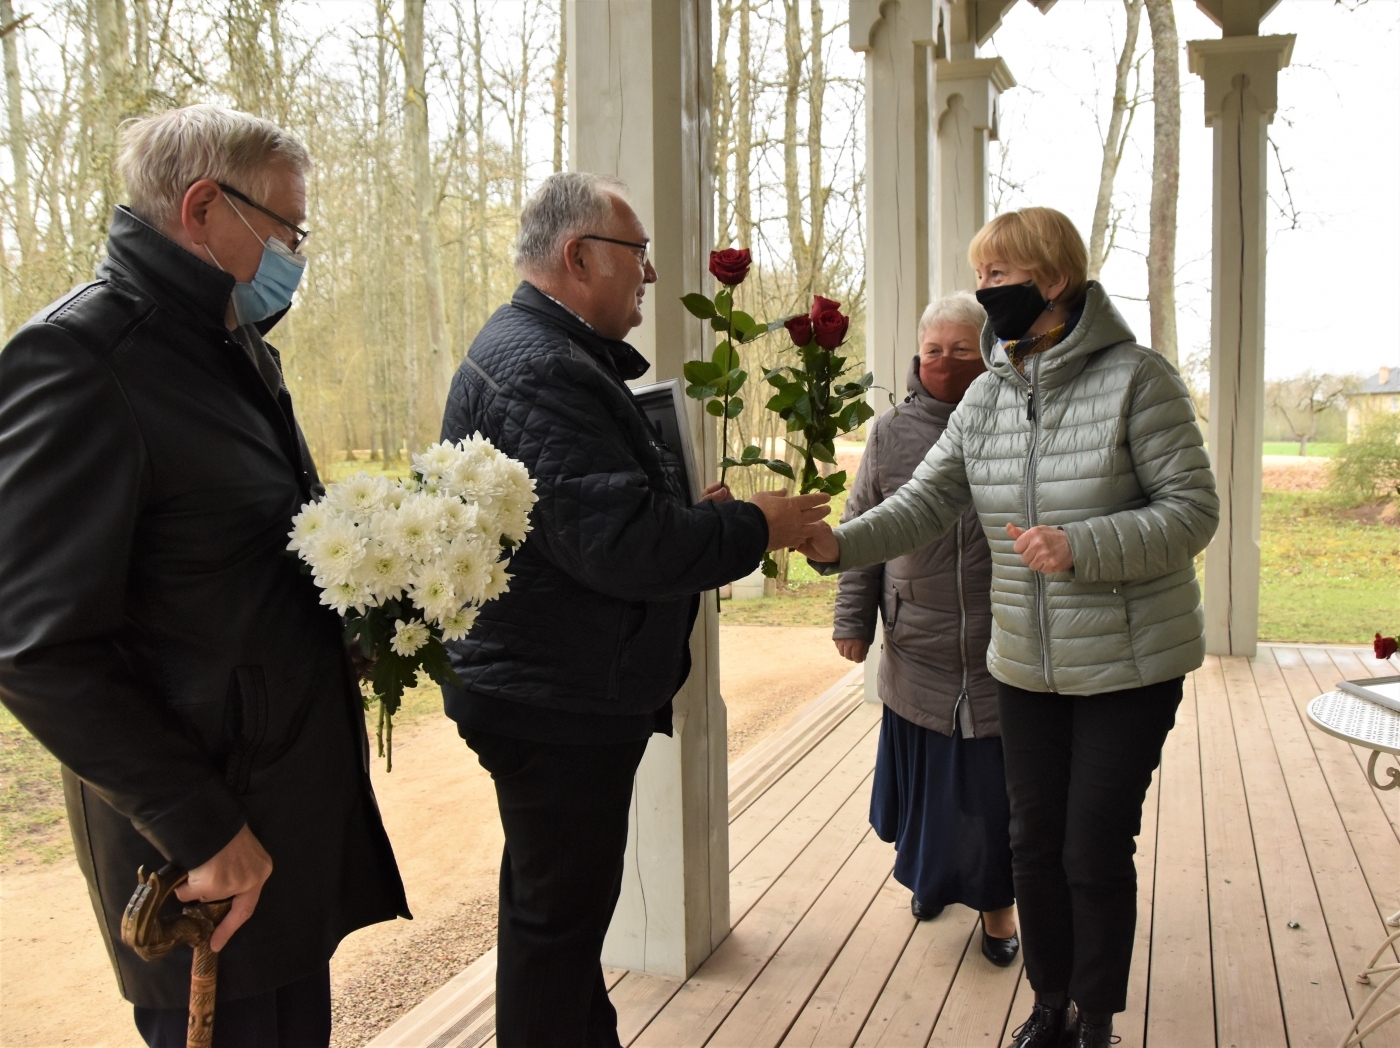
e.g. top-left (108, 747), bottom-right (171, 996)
top-left (515, 171), bottom-right (628, 274)
top-left (918, 291), bottom-right (986, 340)
top-left (116, 105), bottom-right (311, 228)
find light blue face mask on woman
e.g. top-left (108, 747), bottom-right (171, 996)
top-left (207, 197), bottom-right (308, 323)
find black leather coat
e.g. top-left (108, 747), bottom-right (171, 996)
top-left (440, 283), bottom-right (768, 722)
top-left (0, 207), bottom-right (408, 1007)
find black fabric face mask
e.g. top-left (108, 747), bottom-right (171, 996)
top-left (975, 281), bottom-right (1049, 341)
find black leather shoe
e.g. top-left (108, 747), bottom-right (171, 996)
top-left (910, 897), bottom-right (944, 921)
top-left (1069, 1014), bottom-right (1118, 1048)
top-left (1005, 1002), bottom-right (1071, 1048)
top-left (981, 926), bottom-right (1020, 967)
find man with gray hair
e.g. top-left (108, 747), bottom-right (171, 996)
top-left (0, 104), bottom-right (407, 1046)
top-left (439, 172), bottom-right (830, 1047)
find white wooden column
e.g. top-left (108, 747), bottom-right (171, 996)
top-left (568, 0), bottom-right (728, 979)
top-left (1188, 26), bottom-right (1293, 657)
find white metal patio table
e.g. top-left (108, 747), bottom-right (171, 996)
top-left (1308, 688), bottom-right (1400, 1048)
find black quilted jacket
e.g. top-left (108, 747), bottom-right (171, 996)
top-left (440, 283), bottom-right (768, 722)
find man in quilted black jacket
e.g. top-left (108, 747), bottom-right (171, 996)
top-left (440, 172), bottom-right (828, 1048)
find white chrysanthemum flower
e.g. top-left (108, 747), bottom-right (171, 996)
top-left (318, 578), bottom-right (370, 615)
top-left (386, 493), bottom-right (445, 562)
top-left (287, 500), bottom-right (332, 553)
top-left (445, 534), bottom-right (495, 605)
top-left (413, 442), bottom-right (459, 485)
top-left (326, 471), bottom-right (385, 517)
top-left (390, 618), bottom-right (431, 657)
top-left (438, 498), bottom-right (480, 541)
top-left (302, 516), bottom-right (366, 585)
top-left (357, 541), bottom-right (411, 603)
top-left (446, 451), bottom-right (507, 509)
top-left (438, 605), bottom-right (479, 642)
top-left (409, 567), bottom-right (460, 624)
top-left (481, 560), bottom-right (512, 602)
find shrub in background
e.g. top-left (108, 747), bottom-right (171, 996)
top-left (1329, 413), bottom-right (1400, 506)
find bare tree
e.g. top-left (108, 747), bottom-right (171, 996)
top-left (734, 0), bottom-right (753, 246)
top-left (1, 0), bottom-right (33, 264)
top-left (550, 0), bottom-right (564, 173)
top-left (782, 0), bottom-right (807, 276)
top-left (713, 0), bottom-right (733, 248)
top-left (1268, 372), bottom-right (1351, 455)
top-left (1145, 0), bottom-right (1179, 364)
top-left (805, 0), bottom-right (824, 295)
top-left (1087, 0), bottom-right (1145, 281)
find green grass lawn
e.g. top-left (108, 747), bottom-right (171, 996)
top-left (1262, 441), bottom-right (1342, 458)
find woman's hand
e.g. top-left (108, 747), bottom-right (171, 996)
top-left (1006, 523), bottom-right (1073, 574)
top-left (699, 482), bottom-right (732, 503)
top-left (834, 638), bottom-right (870, 663)
top-left (796, 522), bottom-right (840, 564)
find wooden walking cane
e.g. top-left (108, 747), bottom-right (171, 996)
top-left (121, 865), bottom-right (233, 1048)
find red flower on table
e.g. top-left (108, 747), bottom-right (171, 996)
top-left (708, 248), bottom-right (752, 287)
top-left (1375, 633), bottom-right (1399, 660)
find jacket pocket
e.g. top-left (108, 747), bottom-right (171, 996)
top-left (607, 602), bottom-right (650, 701)
top-left (223, 666), bottom-right (269, 795)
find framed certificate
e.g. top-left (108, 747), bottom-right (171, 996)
top-left (1337, 676), bottom-right (1400, 715)
top-left (631, 378), bottom-right (702, 503)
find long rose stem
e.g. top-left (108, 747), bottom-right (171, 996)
top-left (720, 287), bottom-right (735, 486)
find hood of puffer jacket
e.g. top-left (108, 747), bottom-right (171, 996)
top-left (980, 281), bottom-right (1136, 391)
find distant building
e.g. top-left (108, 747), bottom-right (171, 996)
top-left (1347, 365), bottom-right (1400, 440)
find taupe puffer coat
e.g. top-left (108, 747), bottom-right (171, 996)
top-left (833, 357), bottom-right (999, 737)
top-left (826, 284), bottom-right (1219, 696)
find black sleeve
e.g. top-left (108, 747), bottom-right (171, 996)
top-left (444, 351), bottom-right (769, 602)
top-left (0, 324), bottom-right (246, 870)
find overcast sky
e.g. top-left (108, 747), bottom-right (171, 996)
top-left (985, 0), bottom-right (1399, 381)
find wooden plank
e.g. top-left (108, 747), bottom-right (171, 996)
top-left (610, 971), bottom-right (684, 1047)
top-left (1116, 765), bottom-right (1160, 1048)
top-left (1252, 648), bottom-right (1400, 1046)
top-left (1145, 672), bottom-right (1217, 1048)
top-left (853, 905), bottom-right (977, 1047)
top-left (999, 970), bottom-right (1035, 1048)
top-left (730, 739), bottom-right (879, 924)
top-left (1271, 646), bottom-right (1400, 921)
top-left (729, 706), bottom-right (880, 870)
top-left (1194, 655), bottom-right (1288, 1047)
top-left (709, 832), bottom-right (895, 1048)
top-left (1220, 655), bottom-right (1354, 1044)
top-left (366, 948), bottom-right (497, 1047)
top-left (781, 875), bottom-right (918, 1048)
top-left (631, 787), bottom-right (877, 1046)
top-left (1317, 647), bottom-right (1400, 841)
top-left (925, 917), bottom-right (1022, 1048)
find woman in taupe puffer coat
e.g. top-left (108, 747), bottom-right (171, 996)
top-left (833, 292), bottom-right (1019, 968)
top-left (804, 208), bottom-right (1218, 1048)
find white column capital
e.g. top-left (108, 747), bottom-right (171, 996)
top-left (849, 0), bottom-right (936, 51)
top-left (934, 56), bottom-right (1015, 137)
top-left (1194, 0), bottom-right (1281, 38)
top-left (1187, 34), bottom-right (1294, 124)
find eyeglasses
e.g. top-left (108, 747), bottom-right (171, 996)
top-left (218, 182), bottom-right (311, 252)
top-left (579, 234), bottom-right (650, 266)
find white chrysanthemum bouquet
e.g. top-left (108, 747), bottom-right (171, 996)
top-left (288, 435), bottom-right (537, 768)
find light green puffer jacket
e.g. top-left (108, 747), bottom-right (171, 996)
top-left (827, 283), bottom-right (1219, 695)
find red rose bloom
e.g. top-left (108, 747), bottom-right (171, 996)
top-left (812, 306), bottom-right (850, 349)
top-left (1375, 633), bottom-right (1399, 660)
top-left (810, 295), bottom-right (841, 320)
top-left (709, 248), bottom-right (752, 286)
top-left (785, 314), bottom-right (814, 347)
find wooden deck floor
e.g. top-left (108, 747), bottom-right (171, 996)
top-left (369, 645), bottom-right (1400, 1048)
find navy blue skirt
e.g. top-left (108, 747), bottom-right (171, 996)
top-left (870, 704), bottom-right (1015, 913)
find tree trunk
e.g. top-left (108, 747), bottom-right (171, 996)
top-left (782, 0), bottom-right (808, 278)
top-left (402, 0), bottom-right (453, 419)
top-left (472, 0), bottom-right (490, 330)
top-left (734, 0), bottom-right (752, 247)
top-left (132, 0), bottom-right (150, 95)
top-left (806, 0), bottom-right (824, 295)
top-left (1145, 0), bottom-right (1180, 364)
top-left (713, 0), bottom-right (733, 248)
top-left (1087, 0), bottom-right (1144, 281)
top-left (90, 0), bottom-right (128, 223)
top-left (1, 0), bottom-right (34, 265)
top-left (552, 0), bottom-right (565, 173)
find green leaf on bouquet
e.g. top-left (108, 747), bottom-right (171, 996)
top-left (809, 439), bottom-right (837, 465)
top-left (837, 399), bottom-right (875, 432)
top-left (706, 399), bottom-right (725, 417)
top-left (370, 650), bottom-right (412, 718)
top-left (725, 396), bottom-right (744, 418)
top-left (711, 340), bottom-right (739, 371)
top-left (683, 359), bottom-right (723, 385)
top-left (765, 459), bottom-right (796, 480)
top-left (686, 383), bottom-right (719, 400)
top-left (820, 470), bottom-right (848, 496)
top-left (681, 293), bottom-right (718, 319)
top-left (760, 552), bottom-right (779, 578)
top-left (729, 311), bottom-right (758, 342)
top-left (715, 288), bottom-right (733, 313)
top-left (710, 315), bottom-right (730, 333)
top-left (765, 383), bottom-right (804, 413)
top-left (417, 637), bottom-right (462, 690)
top-left (741, 444), bottom-right (763, 461)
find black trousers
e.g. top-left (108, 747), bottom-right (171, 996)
top-left (133, 964), bottom-right (330, 1048)
top-left (465, 730), bottom-right (649, 1048)
top-left (998, 677), bottom-right (1182, 1014)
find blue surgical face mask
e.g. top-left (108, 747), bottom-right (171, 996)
top-left (207, 199), bottom-right (308, 323)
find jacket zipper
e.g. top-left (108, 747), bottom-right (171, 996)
top-left (1023, 354), bottom-right (1056, 692)
top-left (954, 517), bottom-right (970, 735)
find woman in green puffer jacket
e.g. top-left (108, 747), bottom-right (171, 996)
top-left (801, 207), bottom-right (1218, 1048)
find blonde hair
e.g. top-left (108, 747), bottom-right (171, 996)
top-left (968, 207), bottom-right (1089, 306)
top-left (116, 105), bottom-right (311, 227)
top-left (918, 291), bottom-right (986, 340)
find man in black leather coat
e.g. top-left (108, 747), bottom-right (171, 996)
top-left (440, 172), bottom-right (829, 1048)
top-left (0, 106), bottom-right (406, 1046)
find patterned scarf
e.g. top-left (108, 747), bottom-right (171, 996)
top-left (1003, 323), bottom-right (1067, 375)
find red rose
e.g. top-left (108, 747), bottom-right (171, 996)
top-left (785, 314), bottom-right (814, 346)
top-left (810, 295), bottom-right (841, 320)
top-left (709, 248), bottom-right (752, 286)
top-left (1375, 633), bottom-right (1399, 660)
top-left (812, 306), bottom-right (850, 349)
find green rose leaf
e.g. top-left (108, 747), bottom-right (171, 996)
top-left (685, 383), bottom-right (719, 400)
top-left (681, 293), bottom-right (718, 319)
top-left (683, 359), bottom-right (723, 385)
top-left (705, 399), bottom-right (725, 417)
top-left (725, 396), bottom-right (744, 418)
top-left (741, 444), bottom-right (763, 461)
top-left (712, 341), bottom-right (739, 371)
top-left (729, 310), bottom-right (758, 342)
top-left (715, 288), bottom-right (733, 313)
top-left (765, 459), bottom-right (796, 480)
top-left (811, 439), bottom-right (837, 464)
top-left (760, 552), bottom-right (779, 578)
top-left (821, 470), bottom-right (848, 496)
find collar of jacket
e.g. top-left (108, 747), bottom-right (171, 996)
top-left (979, 281), bottom-right (1135, 392)
top-left (511, 281), bottom-right (651, 382)
top-left (902, 353), bottom-right (958, 426)
top-left (97, 206), bottom-right (289, 337)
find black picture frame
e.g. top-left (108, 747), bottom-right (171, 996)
top-left (631, 378), bottom-right (701, 503)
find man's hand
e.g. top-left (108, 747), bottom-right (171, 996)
top-left (835, 638), bottom-right (870, 663)
top-left (1006, 523), bottom-right (1074, 574)
top-left (795, 522), bottom-right (840, 564)
top-left (175, 824), bottom-right (273, 952)
top-left (749, 490), bottom-right (831, 551)
top-left (699, 482), bottom-right (732, 504)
